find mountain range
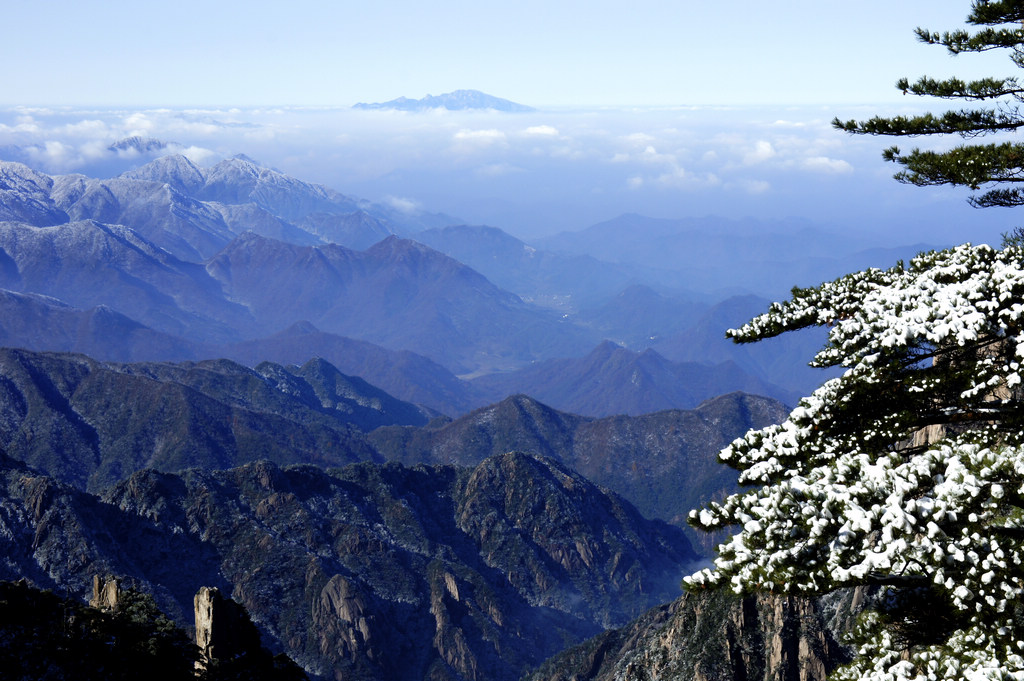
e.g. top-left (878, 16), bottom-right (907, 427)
top-left (0, 155), bottom-right (839, 415)
top-left (0, 341), bottom-right (818, 680)
top-left (353, 90), bottom-right (535, 112)
top-left (0, 158), bottom-right (597, 374)
top-left (410, 223), bottom-right (637, 310)
top-left (0, 348), bottom-right (424, 491)
top-left (469, 340), bottom-right (801, 414)
top-left (0, 145), bottom-right (896, 681)
top-left (538, 212), bottom-right (935, 299)
top-left (368, 390), bottom-right (787, 549)
top-left (0, 347), bottom-right (783, 539)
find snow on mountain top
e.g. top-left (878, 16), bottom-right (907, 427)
top-left (120, 154), bottom-right (206, 194)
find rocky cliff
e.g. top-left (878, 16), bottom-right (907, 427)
top-left (526, 587), bottom-right (869, 681)
top-left (194, 585), bottom-right (275, 673)
top-left (0, 450), bottom-right (696, 681)
top-left (370, 391), bottom-right (789, 548)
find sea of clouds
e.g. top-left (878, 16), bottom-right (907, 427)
top-left (0, 104), bottom-right (1012, 246)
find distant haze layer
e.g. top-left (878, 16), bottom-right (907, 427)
top-left (0, 104), bottom-right (1013, 246)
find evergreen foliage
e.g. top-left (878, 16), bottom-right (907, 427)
top-left (833, 1), bottom-right (1024, 208)
top-left (686, 242), bottom-right (1024, 680)
top-left (0, 581), bottom-right (197, 681)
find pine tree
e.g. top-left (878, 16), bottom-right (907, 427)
top-left (833, 1), bottom-right (1024, 208)
top-left (686, 242), bottom-right (1024, 680)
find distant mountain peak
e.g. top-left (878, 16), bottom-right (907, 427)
top-left (0, 159), bottom-right (55, 190)
top-left (275, 320), bottom-right (321, 337)
top-left (119, 154), bottom-right (206, 194)
top-left (231, 153), bottom-right (263, 165)
top-left (590, 339), bottom-right (629, 357)
top-left (354, 89), bottom-right (535, 112)
top-left (108, 136), bottom-right (170, 154)
top-left (222, 154), bottom-right (276, 173)
top-left (211, 155), bottom-right (262, 177)
top-left (365, 235), bottom-right (459, 263)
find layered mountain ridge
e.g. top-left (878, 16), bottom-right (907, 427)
top-left (470, 340), bottom-right (801, 413)
top-left (0, 348), bottom-right (430, 491)
top-left (0, 155), bottom-right (817, 414)
top-left (0, 449), bottom-right (696, 681)
top-left (0, 347), bottom-right (783, 540)
top-left (0, 148), bottom-right (874, 681)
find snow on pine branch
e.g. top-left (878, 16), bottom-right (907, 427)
top-left (687, 242), bottom-right (1024, 681)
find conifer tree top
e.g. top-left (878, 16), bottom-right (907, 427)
top-left (834, 1), bottom-right (1024, 208)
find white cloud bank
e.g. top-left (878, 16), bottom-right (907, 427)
top-left (803, 156), bottom-right (853, 173)
top-left (453, 128), bottom-right (507, 143)
top-left (743, 140), bottom-right (776, 165)
top-left (522, 125), bottom-right (559, 137)
top-left (385, 195), bottom-right (422, 214)
top-left (0, 104), bottom-right (1008, 244)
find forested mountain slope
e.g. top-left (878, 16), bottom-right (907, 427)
top-left (0, 349), bottom-right (433, 491)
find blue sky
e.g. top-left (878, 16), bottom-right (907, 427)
top-left (2, 1), bottom-right (1012, 107)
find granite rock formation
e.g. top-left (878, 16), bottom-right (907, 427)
top-left (0, 451), bottom-right (696, 681)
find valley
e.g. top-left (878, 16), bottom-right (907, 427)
top-left (0, 149), bottom-right (918, 679)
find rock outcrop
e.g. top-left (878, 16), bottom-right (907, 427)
top-left (526, 588), bottom-right (868, 681)
top-left (89, 574), bottom-right (120, 610)
top-left (194, 585), bottom-right (266, 670)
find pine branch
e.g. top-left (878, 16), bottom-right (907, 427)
top-left (862, 573), bottom-right (932, 588)
top-left (892, 333), bottom-right (1007, 368)
top-left (833, 109), bottom-right (1024, 137)
top-left (915, 26), bottom-right (1024, 55)
top-left (990, 526), bottom-right (1024, 539)
top-left (970, 186), bottom-right (1024, 206)
top-left (967, 1), bottom-right (1024, 26)
top-left (897, 76), bottom-right (1024, 101)
top-left (885, 142), bottom-right (1024, 190)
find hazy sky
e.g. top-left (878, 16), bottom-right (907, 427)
top-left (2, 1), bottom-right (1012, 107)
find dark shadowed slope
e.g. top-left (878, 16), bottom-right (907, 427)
top-left (0, 349), bottom-right (436, 491)
top-left (0, 451), bottom-right (695, 681)
top-left (369, 391), bottom-right (789, 548)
